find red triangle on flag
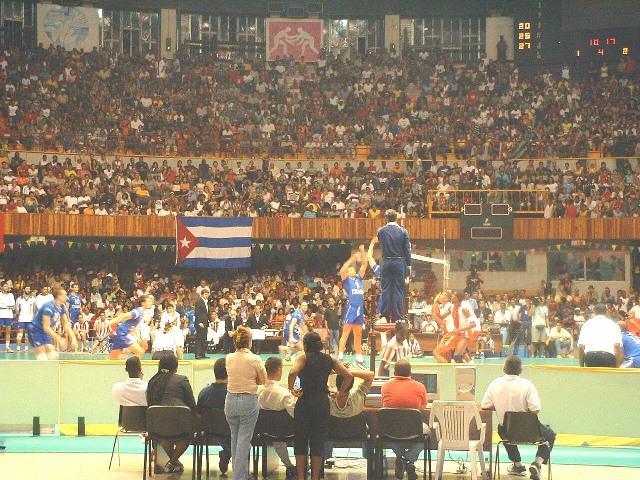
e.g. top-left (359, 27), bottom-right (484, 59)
top-left (176, 218), bottom-right (200, 263)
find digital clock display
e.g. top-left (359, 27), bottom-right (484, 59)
top-left (579, 36), bottom-right (629, 57)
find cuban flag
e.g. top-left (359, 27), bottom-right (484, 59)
top-left (176, 217), bottom-right (253, 268)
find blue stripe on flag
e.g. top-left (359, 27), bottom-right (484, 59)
top-left (179, 217), bottom-right (253, 228)
top-left (197, 237), bottom-right (252, 249)
top-left (179, 257), bottom-right (251, 269)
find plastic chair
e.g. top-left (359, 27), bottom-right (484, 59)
top-left (143, 405), bottom-right (195, 480)
top-left (196, 408), bottom-right (231, 480)
top-left (109, 405), bottom-right (147, 469)
top-left (429, 401), bottom-right (487, 480)
top-left (375, 408), bottom-right (431, 480)
top-left (252, 409), bottom-right (295, 477)
top-left (494, 412), bottom-right (552, 480)
top-left (325, 414), bottom-right (374, 477)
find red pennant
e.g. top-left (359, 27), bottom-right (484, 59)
top-left (136, 245), bottom-right (142, 251)
top-left (94, 244), bottom-right (99, 250)
top-left (8, 243), bottom-right (13, 249)
top-left (127, 245), bottom-right (133, 251)
top-left (51, 240), bottom-right (57, 247)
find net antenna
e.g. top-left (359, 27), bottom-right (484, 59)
top-left (407, 229), bottom-right (449, 317)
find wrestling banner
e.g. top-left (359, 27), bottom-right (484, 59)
top-left (265, 18), bottom-right (322, 62)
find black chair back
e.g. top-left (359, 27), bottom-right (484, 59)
top-left (120, 405), bottom-right (147, 432)
top-left (502, 411), bottom-right (545, 444)
top-left (201, 408), bottom-right (231, 439)
top-left (146, 405), bottom-right (193, 440)
top-left (377, 408), bottom-right (423, 441)
top-left (254, 409), bottom-right (295, 441)
top-left (326, 413), bottom-right (369, 441)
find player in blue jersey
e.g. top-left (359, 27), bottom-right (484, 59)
top-left (619, 321), bottom-right (640, 368)
top-left (280, 302), bottom-right (308, 361)
top-left (107, 294), bottom-right (155, 360)
top-left (67, 282), bottom-right (82, 326)
top-left (29, 287), bottom-right (77, 360)
top-left (338, 245), bottom-right (368, 368)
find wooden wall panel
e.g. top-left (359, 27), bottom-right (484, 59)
top-left (3, 214), bottom-right (640, 241)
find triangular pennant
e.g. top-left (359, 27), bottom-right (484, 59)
top-left (285, 244), bottom-right (290, 251)
top-left (8, 243), bottom-right (13, 250)
top-left (530, 249), bottom-right (536, 255)
top-left (110, 244), bottom-right (115, 251)
top-left (136, 245), bottom-right (142, 251)
top-left (556, 245), bottom-right (561, 250)
top-left (514, 250), bottom-right (520, 255)
top-left (128, 245), bottom-right (133, 251)
top-left (259, 244), bottom-right (264, 250)
top-left (612, 245), bottom-right (617, 251)
top-left (26, 240), bottom-right (32, 247)
top-left (152, 245), bottom-right (158, 252)
top-left (269, 244), bottom-right (274, 250)
top-left (43, 239), bottom-right (48, 246)
top-left (94, 244), bottom-right (99, 250)
top-left (86, 243), bottom-right (91, 249)
top-left (119, 245), bottom-right (124, 251)
top-left (51, 240), bottom-right (57, 247)
top-left (301, 244), bottom-right (306, 250)
top-left (340, 240), bottom-right (346, 244)
top-left (68, 241), bottom-right (73, 248)
top-left (161, 245), bottom-right (168, 252)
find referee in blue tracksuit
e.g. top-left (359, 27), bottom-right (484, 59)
top-left (377, 209), bottom-right (411, 322)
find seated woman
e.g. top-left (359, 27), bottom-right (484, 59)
top-left (146, 353), bottom-right (196, 474)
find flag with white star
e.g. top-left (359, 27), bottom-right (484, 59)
top-left (176, 217), bottom-right (253, 268)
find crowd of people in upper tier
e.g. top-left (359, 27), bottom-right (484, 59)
top-left (0, 44), bottom-right (639, 217)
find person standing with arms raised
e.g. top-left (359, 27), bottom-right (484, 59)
top-left (377, 209), bottom-right (411, 322)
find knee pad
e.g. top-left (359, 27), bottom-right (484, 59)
top-left (36, 352), bottom-right (49, 361)
top-left (16, 332), bottom-right (23, 341)
top-left (47, 350), bottom-right (59, 360)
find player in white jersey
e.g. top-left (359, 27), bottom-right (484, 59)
top-left (35, 286), bottom-right (54, 310)
top-left (15, 286), bottom-right (37, 352)
top-left (0, 281), bottom-right (16, 352)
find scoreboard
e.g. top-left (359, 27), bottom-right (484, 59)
top-left (460, 204), bottom-right (513, 240)
top-left (513, 0), bottom-right (562, 66)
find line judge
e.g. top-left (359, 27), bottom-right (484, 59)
top-left (377, 209), bottom-right (411, 322)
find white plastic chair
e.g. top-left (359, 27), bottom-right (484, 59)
top-left (429, 400), bottom-right (487, 480)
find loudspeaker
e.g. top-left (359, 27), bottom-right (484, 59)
top-left (455, 366), bottom-right (476, 401)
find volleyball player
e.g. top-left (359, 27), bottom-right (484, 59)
top-left (15, 286), bottom-right (36, 352)
top-left (433, 290), bottom-right (479, 363)
top-left (106, 294), bottom-right (155, 359)
top-left (280, 301), bottom-right (308, 361)
top-left (338, 245), bottom-right (367, 369)
top-left (28, 287), bottom-right (77, 360)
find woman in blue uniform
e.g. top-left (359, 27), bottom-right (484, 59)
top-left (338, 245), bottom-right (368, 368)
top-left (107, 294), bottom-right (155, 359)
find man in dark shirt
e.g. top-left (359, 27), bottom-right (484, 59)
top-left (323, 297), bottom-right (341, 354)
top-left (247, 304), bottom-right (271, 353)
top-left (377, 209), bottom-right (412, 322)
top-left (197, 358), bottom-right (231, 473)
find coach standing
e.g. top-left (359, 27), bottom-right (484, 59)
top-left (377, 209), bottom-right (411, 323)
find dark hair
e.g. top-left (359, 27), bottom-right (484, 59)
top-left (125, 356), bottom-right (142, 377)
top-left (394, 359), bottom-right (411, 377)
top-left (234, 326), bottom-right (252, 349)
top-left (139, 294), bottom-right (154, 306)
top-left (213, 358), bottom-right (228, 380)
top-left (303, 331), bottom-right (323, 353)
top-left (594, 303), bottom-right (607, 315)
top-left (264, 356), bottom-right (283, 376)
top-left (385, 209), bottom-right (398, 222)
top-left (146, 353), bottom-right (179, 405)
top-left (504, 355), bottom-right (522, 375)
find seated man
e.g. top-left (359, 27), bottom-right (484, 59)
top-left (197, 358), bottom-right (231, 474)
top-left (481, 355), bottom-right (555, 480)
top-left (381, 359), bottom-right (429, 480)
top-left (546, 321), bottom-right (573, 358)
top-left (377, 319), bottom-right (411, 376)
top-left (618, 321), bottom-right (640, 368)
top-left (257, 356), bottom-right (297, 479)
top-left (325, 368), bottom-right (375, 460)
top-left (112, 356), bottom-right (147, 406)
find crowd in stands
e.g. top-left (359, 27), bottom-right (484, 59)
top-left (0, 260), bottom-right (637, 359)
top-left (0, 44), bottom-right (639, 217)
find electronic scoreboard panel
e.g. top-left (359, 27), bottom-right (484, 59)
top-left (460, 204), bottom-right (513, 240)
top-left (513, 0), bottom-right (562, 66)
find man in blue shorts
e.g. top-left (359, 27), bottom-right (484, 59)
top-left (29, 287), bottom-right (77, 360)
top-left (107, 294), bottom-right (155, 360)
top-left (618, 321), bottom-right (640, 368)
top-left (66, 283), bottom-right (82, 351)
top-left (281, 301), bottom-right (307, 361)
top-left (338, 245), bottom-right (368, 369)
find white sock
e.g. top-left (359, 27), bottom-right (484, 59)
top-left (356, 354), bottom-right (364, 363)
top-left (535, 457), bottom-right (544, 465)
top-left (5, 341), bottom-right (9, 348)
top-left (338, 352), bottom-right (344, 360)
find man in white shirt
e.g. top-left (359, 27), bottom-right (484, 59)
top-left (112, 356), bottom-right (148, 406)
top-left (257, 357), bottom-right (296, 479)
top-left (481, 356), bottom-right (555, 480)
top-left (530, 299), bottom-right (549, 358)
top-left (15, 285), bottom-right (36, 352)
top-left (578, 303), bottom-right (622, 367)
top-left (0, 281), bottom-right (16, 352)
top-left (546, 321), bottom-right (573, 358)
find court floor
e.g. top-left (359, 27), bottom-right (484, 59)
top-left (1, 452), bottom-right (639, 479)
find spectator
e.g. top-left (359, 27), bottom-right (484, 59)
top-left (112, 356), bottom-right (147, 406)
top-left (481, 355), bottom-right (555, 480)
top-left (197, 358), bottom-right (231, 474)
top-left (146, 353), bottom-right (196, 474)
top-left (546, 321), bottom-right (573, 358)
top-left (618, 321), bottom-right (640, 368)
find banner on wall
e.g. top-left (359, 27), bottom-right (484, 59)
top-left (265, 18), bottom-right (322, 62)
top-left (37, 4), bottom-right (100, 52)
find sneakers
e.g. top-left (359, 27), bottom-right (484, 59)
top-left (405, 463), bottom-right (418, 480)
top-left (394, 457), bottom-right (405, 479)
top-left (162, 461), bottom-right (183, 473)
top-left (507, 463), bottom-right (527, 476)
top-left (529, 462), bottom-right (541, 480)
top-left (5, 348), bottom-right (14, 353)
top-left (354, 361), bottom-right (366, 370)
top-left (219, 449), bottom-right (231, 473)
top-left (285, 465), bottom-right (297, 479)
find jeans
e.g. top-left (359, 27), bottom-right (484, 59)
top-left (225, 393), bottom-right (259, 480)
top-left (329, 329), bottom-right (340, 353)
top-left (553, 338), bottom-right (571, 356)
